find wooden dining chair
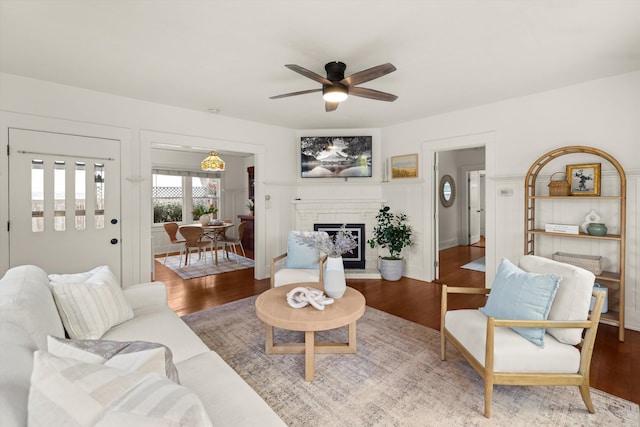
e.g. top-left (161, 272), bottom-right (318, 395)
top-left (162, 222), bottom-right (186, 265)
top-left (220, 222), bottom-right (247, 262)
top-left (178, 226), bottom-right (212, 267)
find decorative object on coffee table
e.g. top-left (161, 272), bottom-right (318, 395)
top-left (286, 287), bottom-right (334, 311)
top-left (295, 225), bottom-right (357, 298)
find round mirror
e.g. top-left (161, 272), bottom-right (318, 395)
top-left (439, 175), bottom-right (456, 207)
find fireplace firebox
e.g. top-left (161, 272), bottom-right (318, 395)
top-left (313, 223), bottom-right (365, 269)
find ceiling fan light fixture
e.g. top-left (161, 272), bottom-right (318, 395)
top-left (201, 151), bottom-right (225, 171)
top-left (322, 85), bottom-right (348, 103)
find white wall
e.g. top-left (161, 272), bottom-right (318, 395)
top-left (382, 70), bottom-right (640, 331)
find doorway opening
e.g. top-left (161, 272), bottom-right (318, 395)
top-left (434, 146), bottom-right (486, 282)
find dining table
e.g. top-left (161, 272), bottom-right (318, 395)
top-left (204, 222), bottom-right (234, 266)
top-left (180, 222), bottom-right (233, 266)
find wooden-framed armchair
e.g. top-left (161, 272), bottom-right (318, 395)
top-left (270, 231), bottom-right (328, 288)
top-left (440, 255), bottom-right (606, 417)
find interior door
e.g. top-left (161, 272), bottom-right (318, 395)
top-left (433, 152), bottom-right (440, 280)
top-left (468, 170), bottom-right (481, 245)
top-left (8, 129), bottom-right (122, 277)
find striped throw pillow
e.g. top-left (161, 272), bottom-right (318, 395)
top-left (28, 351), bottom-right (212, 426)
top-left (47, 335), bottom-right (180, 383)
top-left (49, 266), bottom-right (133, 339)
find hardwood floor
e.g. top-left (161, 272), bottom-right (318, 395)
top-left (154, 245), bottom-right (639, 405)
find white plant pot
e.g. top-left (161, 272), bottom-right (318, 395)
top-left (379, 257), bottom-right (403, 281)
top-left (324, 256), bottom-right (346, 298)
top-left (199, 214), bottom-right (210, 225)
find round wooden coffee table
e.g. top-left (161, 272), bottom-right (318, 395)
top-left (255, 282), bottom-right (366, 381)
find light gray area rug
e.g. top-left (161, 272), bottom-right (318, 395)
top-left (157, 251), bottom-right (254, 279)
top-left (182, 296), bottom-right (639, 426)
top-left (461, 256), bottom-right (486, 272)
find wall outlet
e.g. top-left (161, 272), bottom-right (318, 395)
top-left (499, 188), bottom-right (513, 197)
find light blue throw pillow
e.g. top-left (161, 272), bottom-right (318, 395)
top-left (284, 231), bottom-right (322, 269)
top-left (480, 258), bottom-right (561, 346)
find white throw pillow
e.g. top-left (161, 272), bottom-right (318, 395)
top-left (519, 255), bottom-right (595, 345)
top-left (28, 351), bottom-right (212, 427)
top-left (48, 266), bottom-right (133, 339)
top-left (47, 336), bottom-right (180, 383)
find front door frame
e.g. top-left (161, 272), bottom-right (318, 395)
top-left (0, 112), bottom-right (134, 282)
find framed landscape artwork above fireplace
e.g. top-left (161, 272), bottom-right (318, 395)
top-left (313, 223), bottom-right (366, 269)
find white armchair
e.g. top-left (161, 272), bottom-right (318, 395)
top-left (440, 255), bottom-right (606, 417)
top-left (270, 231), bottom-right (328, 288)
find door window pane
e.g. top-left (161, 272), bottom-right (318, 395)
top-left (94, 164), bottom-right (105, 229)
top-left (31, 160), bottom-right (44, 232)
top-left (54, 161), bottom-right (65, 231)
top-left (75, 162), bottom-right (86, 230)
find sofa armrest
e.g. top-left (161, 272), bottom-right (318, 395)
top-left (122, 281), bottom-right (168, 310)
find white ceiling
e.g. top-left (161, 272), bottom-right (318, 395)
top-left (1, 1), bottom-right (639, 130)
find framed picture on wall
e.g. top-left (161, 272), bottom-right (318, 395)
top-left (566, 163), bottom-right (601, 196)
top-left (391, 154), bottom-right (418, 179)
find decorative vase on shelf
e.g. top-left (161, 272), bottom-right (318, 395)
top-left (199, 214), bottom-right (210, 225)
top-left (324, 256), bottom-right (346, 298)
top-left (587, 223), bottom-right (607, 236)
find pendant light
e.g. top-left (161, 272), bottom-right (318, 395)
top-left (201, 151), bottom-right (225, 171)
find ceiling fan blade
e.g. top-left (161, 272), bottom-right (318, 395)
top-left (269, 88), bottom-right (322, 99)
top-left (349, 86), bottom-right (398, 102)
top-left (285, 64), bottom-right (333, 85)
top-left (325, 101), bottom-right (339, 112)
top-left (340, 63), bottom-right (396, 87)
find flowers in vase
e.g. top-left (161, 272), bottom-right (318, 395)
top-left (296, 224), bottom-right (358, 258)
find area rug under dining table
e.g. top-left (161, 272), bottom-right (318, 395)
top-left (158, 252), bottom-right (254, 279)
top-left (181, 295), bottom-right (639, 426)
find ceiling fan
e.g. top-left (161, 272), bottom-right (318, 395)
top-left (270, 61), bottom-right (398, 112)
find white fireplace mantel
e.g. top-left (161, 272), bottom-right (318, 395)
top-left (292, 199), bottom-right (385, 278)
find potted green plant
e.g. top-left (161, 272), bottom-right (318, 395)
top-left (192, 203), bottom-right (218, 224)
top-left (367, 205), bottom-right (413, 281)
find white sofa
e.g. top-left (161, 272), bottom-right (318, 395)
top-left (0, 265), bottom-right (286, 426)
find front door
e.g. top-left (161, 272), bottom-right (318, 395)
top-left (8, 129), bottom-right (122, 277)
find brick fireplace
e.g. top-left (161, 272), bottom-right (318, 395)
top-left (292, 199), bottom-right (384, 278)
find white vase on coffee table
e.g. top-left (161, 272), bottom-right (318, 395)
top-left (324, 256), bottom-right (346, 298)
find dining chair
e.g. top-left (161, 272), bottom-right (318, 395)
top-left (220, 222), bottom-right (247, 262)
top-left (178, 226), bottom-right (213, 267)
top-left (162, 222), bottom-right (186, 265)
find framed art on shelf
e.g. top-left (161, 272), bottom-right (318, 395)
top-left (391, 154), bottom-right (418, 179)
top-left (566, 163), bottom-right (601, 196)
